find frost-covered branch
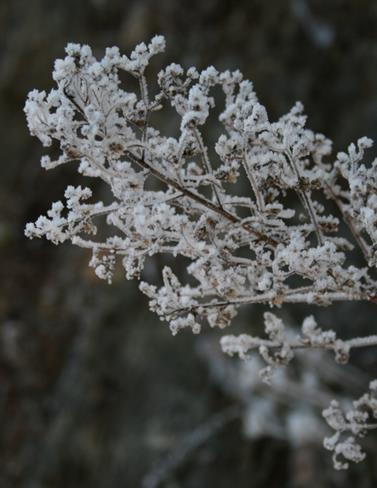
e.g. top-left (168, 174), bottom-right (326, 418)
top-left (24, 35), bottom-right (377, 470)
top-left (322, 380), bottom-right (377, 469)
top-left (221, 313), bottom-right (377, 381)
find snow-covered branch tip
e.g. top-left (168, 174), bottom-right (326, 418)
top-left (24, 35), bottom-right (377, 469)
top-left (221, 313), bottom-right (377, 383)
top-left (323, 380), bottom-right (377, 470)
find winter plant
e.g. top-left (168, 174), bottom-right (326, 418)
top-left (24, 36), bottom-right (377, 469)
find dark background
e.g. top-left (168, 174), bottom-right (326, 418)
top-left (1, 0), bottom-right (377, 486)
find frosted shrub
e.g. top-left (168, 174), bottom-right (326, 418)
top-left (24, 36), bottom-right (377, 469)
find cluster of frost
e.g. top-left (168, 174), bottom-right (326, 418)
top-left (221, 313), bottom-right (356, 383)
top-left (323, 380), bottom-right (377, 469)
top-left (24, 36), bottom-right (377, 469)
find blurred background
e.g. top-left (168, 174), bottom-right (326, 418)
top-left (2, 0), bottom-right (377, 486)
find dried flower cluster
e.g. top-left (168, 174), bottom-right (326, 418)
top-left (24, 36), bottom-right (377, 469)
top-left (323, 380), bottom-right (377, 469)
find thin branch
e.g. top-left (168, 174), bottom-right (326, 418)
top-left (232, 334), bottom-right (377, 353)
top-left (242, 148), bottom-right (265, 212)
top-left (193, 127), bottom-right (224, 209)
top-left (324, 181), bottom-right (371, 264)
top-left (142, 405), bottom-right (241, 488)
top-left (285, 149), bottom-right (324, 245)
top-left (169, 289), bottom-right (370, 316)
top-left (126, 151), bottom-right (278, 247)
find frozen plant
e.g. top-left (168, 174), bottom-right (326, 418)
top-left (323, 380), bottom-right (377, 469)
top-left (24, 35), bottom-right (377, 469)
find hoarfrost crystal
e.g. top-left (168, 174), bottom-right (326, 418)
top-left (24, 36), bottom-right (377, 469)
